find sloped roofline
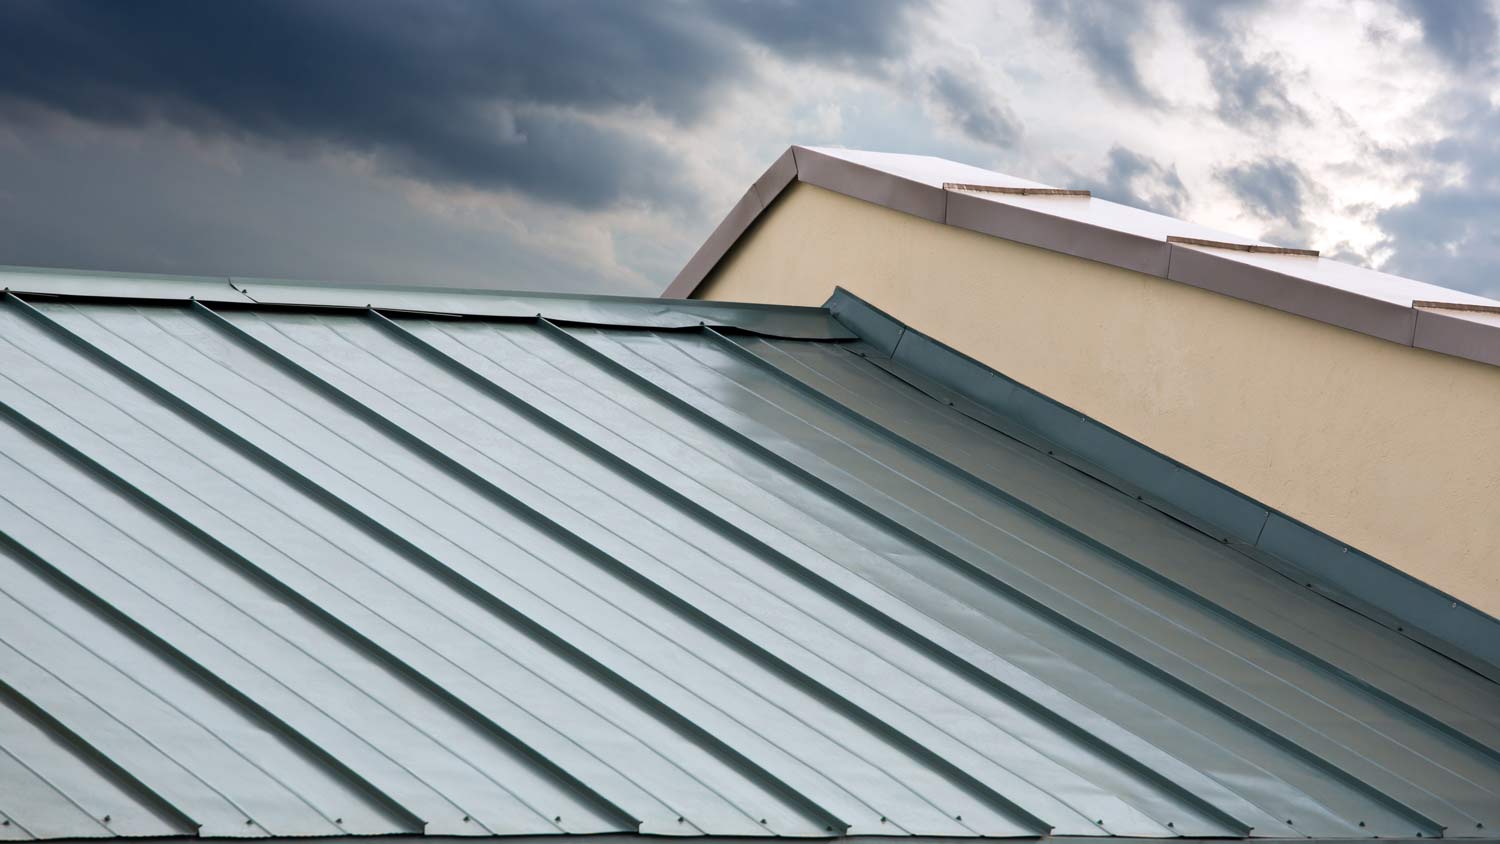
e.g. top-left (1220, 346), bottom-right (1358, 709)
top-left (0, 264), bottom-right (854, 340)
top-left (664, 146), bottom-right (1500, 369)
top-left (824, 287), bottom-right (1500, 683)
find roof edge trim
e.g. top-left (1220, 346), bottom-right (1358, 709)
top-left (665, 146), bottom-right (1500, 369)
top-left (33, 837), bottom-right (1498, 844)
top-left (825, 286), bottom-right (1500, 684)
top-left (0, 264), bottom-right (853, 340)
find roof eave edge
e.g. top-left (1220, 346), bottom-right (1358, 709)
top-left (825, 285), bottom-right (1500, 684)
top-left (0, 263), bottom-right (854, 340)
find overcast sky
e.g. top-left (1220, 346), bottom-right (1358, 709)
top-left (2, 0), bottom-right (1497, 297)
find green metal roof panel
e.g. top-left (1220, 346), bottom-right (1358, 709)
top-left (0, 272), bottom-right (1496, 842)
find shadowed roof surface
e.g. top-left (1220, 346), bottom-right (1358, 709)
top-left (0, 268), bottom-right (1496, 843)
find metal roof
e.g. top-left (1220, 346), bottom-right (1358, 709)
top-left (663, 146), bottom-right (1500, 368)
top-left (0, 268), bottom-right (1497, 843)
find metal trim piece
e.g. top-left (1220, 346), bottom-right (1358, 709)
top-left (663, 146), bottom-right (1500, 370)
top-left (1164, 236), bottom-right (1319, 257)
top-left (0, 264), bottom-right (851, 340)
top-left (820, 287), bottom-right (1500, 682)
top-left (944, 184), bottom-right (1092, 198)
top-left (945, 190), bottom-right (1172, 277)
top-left (792, 147), bottom-right (949, 225)
top-left (663, 149), bottom-right (797, 300)
top-left (1164, 245), bottom-right (1417, 344)
top-left (1412, 307), bottom-right (1500, 366)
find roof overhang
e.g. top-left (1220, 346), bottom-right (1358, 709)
top-left (665, 146), bottom-right (1500, 368)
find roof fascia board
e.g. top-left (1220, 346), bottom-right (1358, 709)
top-left (791, 145), bottom-right (949, 223)
top-left (824, 286), bottom-right (1500, 683)
top-left (43, 838), bottom-right (1493, 844)
top-left (1413, 306), bottom-right (1500, 366)
top-left (665, 146), bottom-right (1500, 370)
top-left (662, 148), bottom-right (796, 299)
top-left (1166, 245), bottom-right (1418, 344)
top-left (0, 264), bottom-right (852, 340)
top-left (946, 189), bottom-right (1171, 276)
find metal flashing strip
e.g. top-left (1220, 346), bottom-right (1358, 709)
top-left (25, 837), bottom-right (1500, 844)
top-left (1164, 236), bottom-right (1319, 257)
top-left (665, 146), bottom-right (1500, 370)
top-left (943, 184), bottom-right (1092, 198)
top-left (0, 264), bottom-right (852, 340)
top-left (822, 287), bottom-right (1500, 683)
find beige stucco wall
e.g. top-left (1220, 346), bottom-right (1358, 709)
top-left (695, 182), bottom-right (1500, 617)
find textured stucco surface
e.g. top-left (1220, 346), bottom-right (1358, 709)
top-left (695, 182), bottom-right (1500, 617)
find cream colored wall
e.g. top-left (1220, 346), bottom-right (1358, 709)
top-left (696, 182), bottom-right (1500, 617)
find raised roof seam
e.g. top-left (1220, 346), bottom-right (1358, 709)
top-left (0, 660), bottom-right (202, 835)
top-left (327, 314), bottom-right (1048, 836)
top-left (697, 326), bottom-right (1451, 836)
top-left (360, 310), bottom-right (853, 835)
top-left (0, 516), bottom-right (428, 834)
top-left (534, 319), bottom-right (1261, 837)
top-left (2, 292), bottom-right (643, 834)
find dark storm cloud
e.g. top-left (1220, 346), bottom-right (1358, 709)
top-left (1033, 0), bottom-right (1303, 128)
top-left (0, 0), bottom-right (928, 212)
top-left (1077, 145), bottom-right (1189, 216)
top-left (927, 67), bottom-right (1022, 147)
top-left (1375, 99), bottom-right (1500, 296)
top-left (1395, 0), bottom-right (1499, 70)
top-left (1032, 0), bottom-right (1159, 104)
top-left (1218, 157), bottom-right (1309, 228)
top-left (1205, 49), bottom-right (1305, 126)
top-left (703, 0), bottom-right (930, 68)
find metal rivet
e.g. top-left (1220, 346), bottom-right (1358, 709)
top-left (554, 816), bottom-right (561, 823)
top-left (103, 816), bottom-right (111, 824)
top-left (1167, 822), bottom-right (1174, 828)
top-left (955, 815), bottom-right (963, 822)
top-left (1096, 819), bottom-right (1104, 825)
top-left (676, 816), bottom-right (684, 824)
top-left (462, 816), bottom-right (470, 823)
top-left (335, 818), bottom-right (343, 825)
top-left (759, 818), bottom-right (767, 825)
top-left (245, 819), bottom-right (254, 826)
top-left (1287, 819), bottom-right (1293, 825)
top-left (880, 817), bottom-right (887, 824)
top-left (1359, 822), bottom-right (1366, 827)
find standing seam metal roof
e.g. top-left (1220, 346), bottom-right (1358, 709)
top-left (0, 268), bottom-right (1497, 843)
